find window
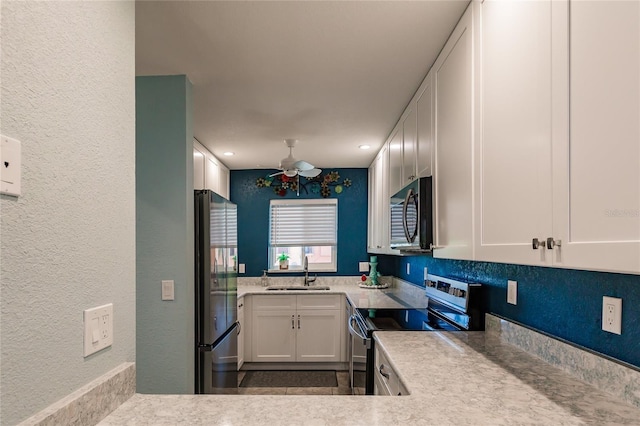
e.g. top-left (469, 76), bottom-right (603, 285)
top-left (269, 199), bottom-right (338, 272)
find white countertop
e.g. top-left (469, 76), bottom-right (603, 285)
top-left (100, 312), bottom-right (640, 425)
top-left (238, 278), bottom-right (429, 310)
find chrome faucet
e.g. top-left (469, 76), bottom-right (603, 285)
top-left (303, 256), bottom-right (317, 286)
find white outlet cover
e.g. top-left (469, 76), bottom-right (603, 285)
top-left (162, 280), bottom-right (175, 301)
top-left (0, 135), bottom-right (22, 197)
top-left (359, 262), bottom-right (369, 272)
top-left (507, 280), bottom-right (517, 305)
top-left (238, 263), bottom-right (246, 274)
top-left (602, 296), bottom-right (622, 335)
top-left (84, 303), bottom-right (113, 357)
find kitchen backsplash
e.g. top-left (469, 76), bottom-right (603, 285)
top-left (377, 254), bottom-right (640, 369)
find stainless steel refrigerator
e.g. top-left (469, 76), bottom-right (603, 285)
top-left (194, 190), bottom-right (239, 394)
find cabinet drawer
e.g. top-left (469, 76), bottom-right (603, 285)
top-left (252, 295), bottom-right (296, 310)
top-left (297, 294), bottom-right (341, 310)
top-left (375, 345), bottom-right (401, 396)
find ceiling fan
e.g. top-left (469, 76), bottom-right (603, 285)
top-left (270, 139), bottom-right (322, 178)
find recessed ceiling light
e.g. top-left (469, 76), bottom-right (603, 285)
top-left (359, 145), bottom-right (371, 150)
top-left (223, 152), bottom-right (235, 156)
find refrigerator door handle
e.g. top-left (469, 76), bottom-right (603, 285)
top-left (236, 321), bottom-right (241, 336)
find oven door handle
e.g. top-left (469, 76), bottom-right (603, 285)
top-left (348, 314), bottom-right (371, 349)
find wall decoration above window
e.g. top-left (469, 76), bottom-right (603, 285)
top-left (256, 170), bottom-right (352, 198)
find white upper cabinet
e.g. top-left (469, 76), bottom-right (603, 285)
top-left (433, 4), bottom-right (475, 261)
top-left (193, 139), bottom-right (230, 199)
top-left (193, 144), bottom-right (206, 190)
top-left (401, 107), bottom-right (417, 186)
top-left (415, 71), bottom-right (434, 179)
top-left (474, 0), bottom-right (554, 266)
top-left (388, 127), bottom-right (403, 196)
top-left (551, 0), bottom-right (640, 274)
top-left (368, 143), bottom-right (391, 254)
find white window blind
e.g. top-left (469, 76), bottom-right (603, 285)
top-left (269, 199), bottom-right (337, 247)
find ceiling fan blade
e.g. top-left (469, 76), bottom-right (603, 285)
top-left (269, 171), bottom-right (284, 177)
top-left (293, 160), bottom-right (314, 171)
top-left (284, 169), bottom-right (298, 177)
top-left (298, 168), bottom-right (322, 178)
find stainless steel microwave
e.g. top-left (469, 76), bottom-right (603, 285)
top-left (389, 176), bottom-right (433, 251)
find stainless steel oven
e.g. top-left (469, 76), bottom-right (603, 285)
top-left (347, 275), bottom-right (485, 395)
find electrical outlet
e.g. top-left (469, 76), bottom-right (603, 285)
top-left (602, 296), bottom-right (622, 335)
top-left (84, 303), bottom-right (113, 357)
top-left (507, 280), bottom-right (517, 305)
top-left (406, 263), bottom-right (410, 275)
top-left (359, 262), bottom-right (369, 272)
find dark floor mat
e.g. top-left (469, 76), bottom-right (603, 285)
top-left (240, 370), bottom-right (338, 387)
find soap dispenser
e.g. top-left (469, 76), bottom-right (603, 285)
top-left (261, 270), bottom-right (269, 287)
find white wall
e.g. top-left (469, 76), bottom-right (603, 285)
top-left (0, 2), bottom-right (136, 424)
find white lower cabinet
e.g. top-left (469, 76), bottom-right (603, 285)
top-left (374, 344), bottom-right (407, 396)
top-left (250, 294), bottom-right (343, 363)
top-left (237, 297), bottom-right (245, 369)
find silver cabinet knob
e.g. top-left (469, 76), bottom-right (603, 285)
top-left (532, 238), bottom-right (546, 250)
top-left (546, 237), bottom-right (562, 249)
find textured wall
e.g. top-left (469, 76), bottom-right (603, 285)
top-left (379, 254), bottom-right (640, 368)
top-left (230, 169), bottom-right (369, 277)
top-left (0, 2), bottom-right (136, 425)
top-left (135, 75), bottom-right (194, 394)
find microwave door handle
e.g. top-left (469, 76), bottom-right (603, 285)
top-left (402, 188), bottom-right (413, 242)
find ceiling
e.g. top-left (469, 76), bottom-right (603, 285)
top-left (135, 1), bottom-right (469, 170)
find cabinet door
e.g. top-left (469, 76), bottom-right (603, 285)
top-left (296, 309), bottom-right (341, 362)
top-left (474, 0), bottom-right (553, 266)
top-left (237, 297), bottom-right (244, 369)
top-left (388, 127), bottom-right (403, 196)
top-left (551, 0), bottom-right (640, 274)
top-left (251, 310), bottom-right (296, 362)
top-left (206, 157), bottom-right (219, 193)
top-left (193, 144), bottom-right (206, 190)
top-left (367, 161), bottom-right (376, 251)
top-left (218, 165), bottom-right (229, 199)
top-left (433, 4), bottom-right (475, 260)
top-left (367, 144), bottom-right (390, 253)
top-left (402, 107), bottom-right (417, 185)
top-left (416, 72), bottom-right (434, 178)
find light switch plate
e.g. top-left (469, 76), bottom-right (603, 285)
top-left (0, 135), bottom-right (22, 197)
top-left (359, 262), bottom-right (369, 272)
top-left (84, 303), bottom-right (113, 357)
top-left (162, 280), bottom-right (175, 301)
top-left (507, 280), bottom-right (517, 305)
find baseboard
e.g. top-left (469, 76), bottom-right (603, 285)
top-left (18, 362), bottom-right (135, 426)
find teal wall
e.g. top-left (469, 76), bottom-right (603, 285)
top-left (230, 169), bottom-right (369, 277)
top-left (136, 75), bottom-right (194, 393)
top-left (378, 254), bottom-right (640, 369)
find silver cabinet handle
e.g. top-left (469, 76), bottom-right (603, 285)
top-left (214, 316), bottom-right (217, 331)
top-left (236, 321), bottom-right (241, 336)
top-left (297, 314), bottom-right (301, 329)
top-left (379, 364), bottom-right (390, 379)
top-left (532, 238), bottom-right (546, 250)
top-left (291, 315), bottom-right (295, 329)
top-left (546, 237), bottom-right (562, 249)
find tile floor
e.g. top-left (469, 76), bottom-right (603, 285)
top-left (237, 371), bottom-right (353, 395)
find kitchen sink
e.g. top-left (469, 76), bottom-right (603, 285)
top-left (266, 285), bottom-right (331, 291)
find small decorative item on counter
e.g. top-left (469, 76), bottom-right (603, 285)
top-left (368, 255), bottom-right (379, 285)
top-left (261, 270), bottom-right (269, 286)
top-left (361, 274), bottom-right (367, 282)
top-left (277, 253), bottom-right (289, 270)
